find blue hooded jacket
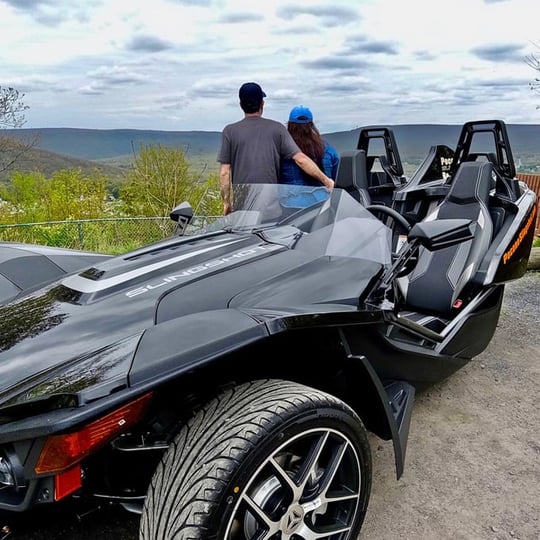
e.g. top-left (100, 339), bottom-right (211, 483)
top-left (280, 142), bottom-right (340, 186)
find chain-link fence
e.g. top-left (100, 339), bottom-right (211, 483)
top-left (0, 216), bottom-right (217, 254)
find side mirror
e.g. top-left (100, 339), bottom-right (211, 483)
top-left (170, 201), bottom-right (193, 235)
top-left (408, 218), bottom-right (474, 251)
top-left (364, 218), bottom-right (476, 306)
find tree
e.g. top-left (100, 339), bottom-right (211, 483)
top-left (0, 171), bottom-right (48, 223)
top-left (46, 168), bottom-right (108, 220)
top-left (0, 85), bottom-right (37, 174)
top-left (0, 169), bottom-right (108, 224)
top-left (0, 86), bottom-right (28, 128)
top-left (120, 144), bottom-right (221, 217)
top-left (526, 42), bottom-right (540, 107)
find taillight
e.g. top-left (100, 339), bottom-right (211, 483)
top-left (35, 392), bottom-right (152, 475)
top-left (54, 465), bottom-right (82, 501)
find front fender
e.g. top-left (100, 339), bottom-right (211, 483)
top-left (339, 329), bottom-right (415, 480)
top-left (129, 309), bottom-right (268, 387)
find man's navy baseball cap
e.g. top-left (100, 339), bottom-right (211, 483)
top-left (289, 105), bottom-right (313, 124)
top-left (239, 82), bottom-right (266, 103)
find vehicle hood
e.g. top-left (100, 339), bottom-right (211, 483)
top-left (0, 228), bottom-right (385, 409)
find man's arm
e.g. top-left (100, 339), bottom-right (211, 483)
top-left (219, 163), bottom-right (233, 215)
top-left (293, 152), bottom-right (334, 189)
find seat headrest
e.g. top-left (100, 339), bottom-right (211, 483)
top-left (334, 150), bottom-right (371, 205)
top-left (447, 161), bottom-right (493, 205)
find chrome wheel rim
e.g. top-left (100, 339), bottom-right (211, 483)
top-left (224, 427), bottom-right (362, 540)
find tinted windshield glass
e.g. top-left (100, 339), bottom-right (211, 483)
top-left (191, 184), bottom-right (392, 265)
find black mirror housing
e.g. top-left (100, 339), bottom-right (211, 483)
top-left (408, 219), bottom-right (474, 251)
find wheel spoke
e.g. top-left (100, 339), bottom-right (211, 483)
top-left (294, 431), bottom-right (329, 492)
top-left (269, 431), bottom-right (330, 500)
top-left (269, 454), bottom-right (300, 496)
top-left (317, 439), bottom-right (359, 503)
top-left (307, 522), bottom-right (354, 540)
top-left (237, 493), bottom-right (281, 540)
top-left (242, 493), bottom-right (277, 528)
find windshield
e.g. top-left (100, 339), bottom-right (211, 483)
top-left (191, 184), bottom-right (392, 265)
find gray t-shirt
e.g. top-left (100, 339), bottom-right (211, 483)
top-left (218, 116), bottom-right (301, 183)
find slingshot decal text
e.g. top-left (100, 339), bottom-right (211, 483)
top-left (125, 244), bottom-right (277, 297)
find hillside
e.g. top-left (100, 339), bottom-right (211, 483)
top-left (6, 123), bottom-right (540, 180)
top-left (9, 128), bottom-right (223, 161)
top-left (0, 138), bottom-right (126, 183)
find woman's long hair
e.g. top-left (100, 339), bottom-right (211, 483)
top-left (287, 122), bottom-right (325, 167)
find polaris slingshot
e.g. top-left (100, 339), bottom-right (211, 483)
top-left (0, 120), bottom-right (535, 539)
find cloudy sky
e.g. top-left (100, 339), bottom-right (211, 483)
top-left (2, 0), bottom-right (540, 133)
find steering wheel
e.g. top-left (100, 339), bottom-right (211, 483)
top-left (366, 204), bottom-right (414, 268)
top-left (366, 204), bottom-right (412, 233)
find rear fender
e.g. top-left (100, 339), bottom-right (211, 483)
top-left (476, 190), bottom-right (537, 284)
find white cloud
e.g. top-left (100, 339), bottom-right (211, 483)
top-left (1, 0), bottom-right (539, 131)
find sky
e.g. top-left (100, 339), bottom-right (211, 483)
top-left (1, 0), bottom-right (540, 133)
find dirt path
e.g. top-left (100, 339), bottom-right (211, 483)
top-left (360, 271), bottom-right (540, 540)
top-left (2, 272), bottom-right (539, 540)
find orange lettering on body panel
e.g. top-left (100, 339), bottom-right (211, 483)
top-left (503, 205), bottom-right (537, 264)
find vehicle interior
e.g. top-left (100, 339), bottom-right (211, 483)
top-left (335, 126), bottom-right (408, 208)
top-left (334, 120), bottom-right (535, 343)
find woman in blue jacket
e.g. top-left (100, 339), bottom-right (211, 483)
top-left (280, 105), bottom-right (340, 186)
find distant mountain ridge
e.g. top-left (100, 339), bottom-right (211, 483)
top-left (10, 128), bottom-right (223, 161)
top-left (8, 123), bottom-right (540, 171)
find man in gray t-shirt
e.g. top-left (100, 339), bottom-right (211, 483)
top-left (218, 82), bottom-right (334, 215)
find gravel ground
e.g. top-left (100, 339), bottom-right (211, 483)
top-left (361, 270), bottom-right (540, 540)
top-left (1, 271), bottom-right (539, 540)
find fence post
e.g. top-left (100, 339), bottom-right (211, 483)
top-left (77, 222), bottom-right (84, 248)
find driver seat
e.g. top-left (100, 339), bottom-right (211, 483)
top-left (334, 150), bottom-right (371, 206)
top-left (397, 160), bottom-right (494, 315)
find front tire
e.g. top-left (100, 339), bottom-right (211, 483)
top-left (140, 379), bottom-right (372, 540)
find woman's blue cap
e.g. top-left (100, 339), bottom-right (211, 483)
top-left (289, 106), bottom-right (313, 124)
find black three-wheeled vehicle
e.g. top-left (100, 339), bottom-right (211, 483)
top-left (0, 120), bottom-right (535, 539)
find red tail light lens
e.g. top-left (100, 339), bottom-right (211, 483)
top-left (35, 392), bottom-right (152, 475)
top-left (54, 465), bottom-right (82, 501)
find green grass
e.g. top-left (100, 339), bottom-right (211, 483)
top-left (0, 218), bottom-right (177, 254)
